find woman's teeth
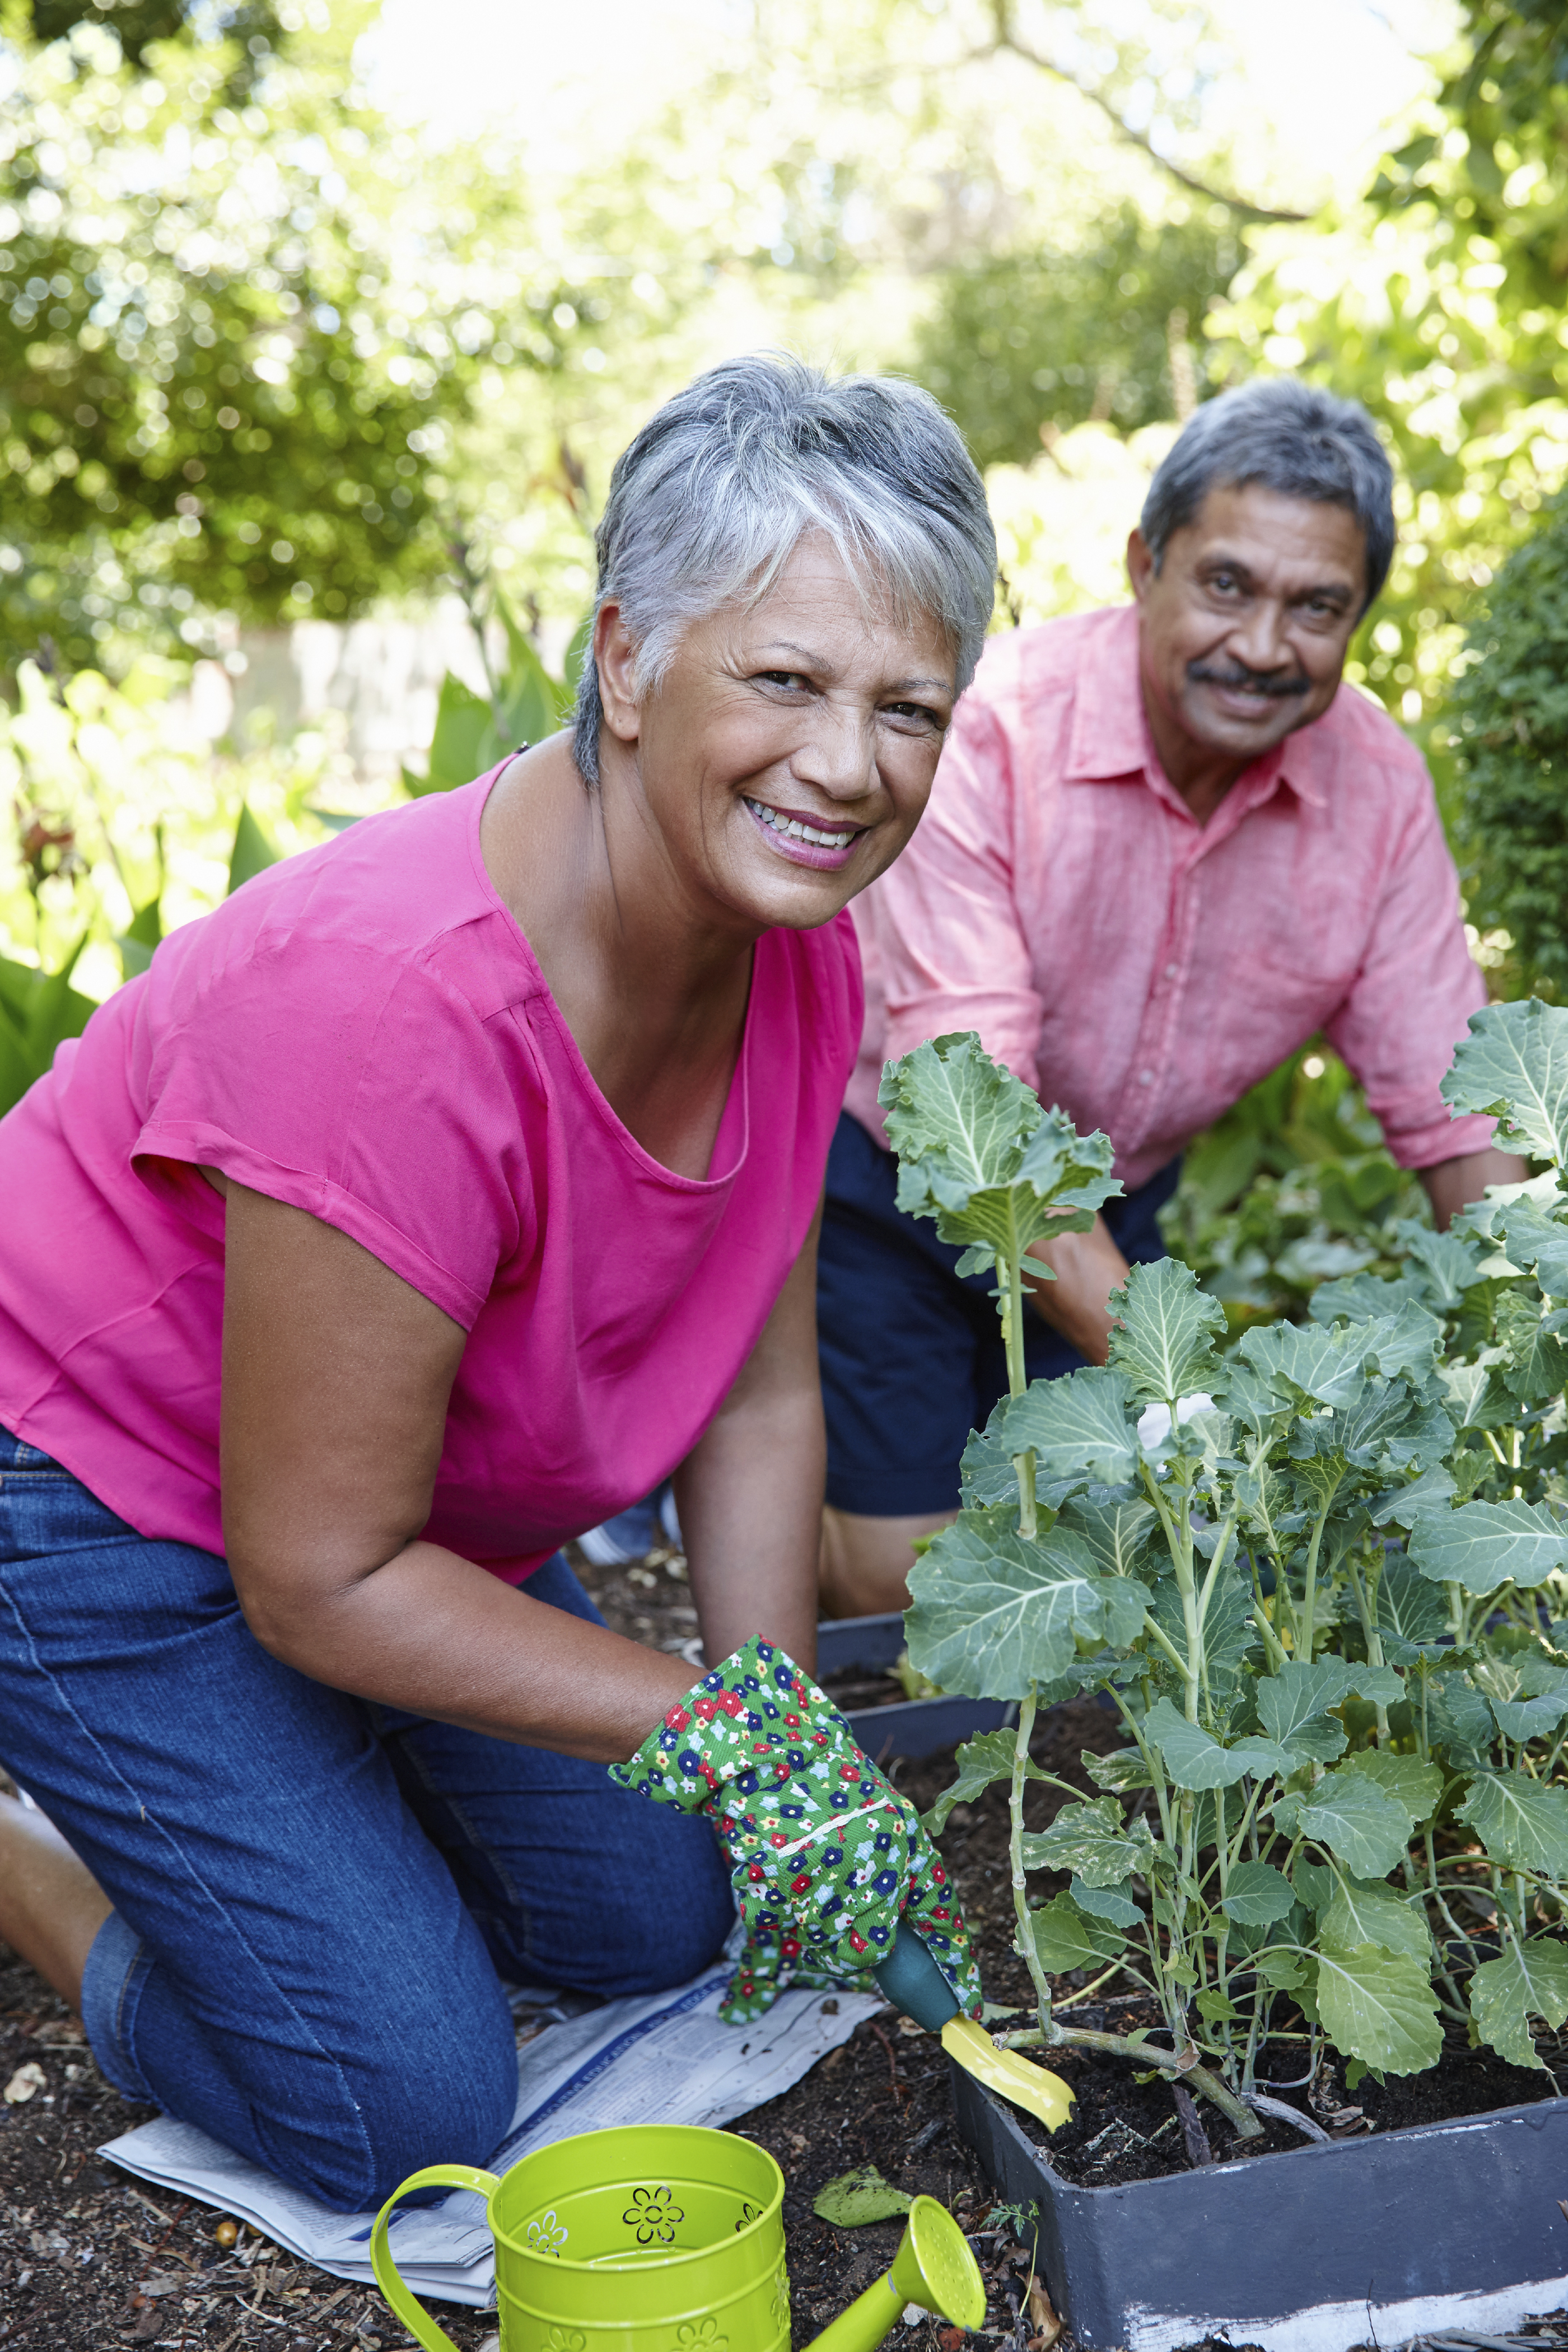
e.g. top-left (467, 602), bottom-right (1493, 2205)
top-left (745, 797), bottom-right (856, 849)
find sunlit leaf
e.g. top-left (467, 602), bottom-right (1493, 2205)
top-left (1220, 1860), bottom-right (1296, 1926)
top-left (1020, 1795), bottom-right (1156, 1888)
top-left (1456, 1772), bottom-right (1568, 1877)
top-left (1106, 1257), bottom-right (1226, 1404)
top-left (923, 1728), bottom-right (1041, 1837)
top-left (1297, 1771), bottom-right (1416, 1879)
top-left (1441, 998), bottom-right (1568, 1165)
top-left (1314, 1943), bottom-right (1441, 2076)
top-left (1025, 1893), bottom-right (1127, 1973)
top-left (1321, 1877), bottom-right (1430, 1964)
top-left (907, 1511), bottom-right (1148, 1701)
top-left (1408, 1499), bottom-right (1568, 1595)
top-left (1338, 1748), bottom-right (1440, 1826)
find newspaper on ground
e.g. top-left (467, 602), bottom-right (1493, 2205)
top-left (98, 1966), bottom-right (883, 2307)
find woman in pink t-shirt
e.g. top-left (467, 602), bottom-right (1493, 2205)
top-left (0, 357), bottom-right (996, 2207)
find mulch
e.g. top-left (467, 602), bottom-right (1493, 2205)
top-left (2, 1538), bottom-right (1558, 2350)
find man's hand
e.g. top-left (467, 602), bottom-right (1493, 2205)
top-left (1420, 1146), bottom-right (1528, 1231)
top-left (1023, 1211), bottom-right (1130, 1365)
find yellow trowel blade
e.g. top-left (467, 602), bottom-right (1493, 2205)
top-left (941, 2017), bottom-right (1076, 2134)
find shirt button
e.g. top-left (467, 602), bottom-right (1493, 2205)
top-left (1164, 963), bottom-right (1178, 980)
top-left (1138, 1070), bottom-right (1155, 1086)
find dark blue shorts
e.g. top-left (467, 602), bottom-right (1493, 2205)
top-left (818, 1113), bottom-right (1180, 1517)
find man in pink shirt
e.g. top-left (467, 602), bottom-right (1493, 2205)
top-left (819, 376), bottom-right (1524, 1617)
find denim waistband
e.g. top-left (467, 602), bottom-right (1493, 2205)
top-left (0, 1428), bottom-right (61, 1472)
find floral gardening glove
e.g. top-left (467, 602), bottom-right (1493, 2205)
top-left (610, 1636), bottom-right (981, 2026)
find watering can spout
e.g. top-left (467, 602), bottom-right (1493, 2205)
top-left (804, 2194), bottom-right (987, 2349)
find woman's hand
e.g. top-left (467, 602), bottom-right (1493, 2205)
top-left (612, 1635), bottom-right (981, 2023)
top-left (218, 1181), bottom-right (691, 1761)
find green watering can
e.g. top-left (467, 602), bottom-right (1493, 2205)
top-left (371, 2120), bottom-right (986, 2350)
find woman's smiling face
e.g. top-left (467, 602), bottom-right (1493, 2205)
top-left (594, 531), bottom-right (959, 933)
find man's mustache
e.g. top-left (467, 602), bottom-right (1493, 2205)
top-left (1188, 660), bottom-right (1310, 701)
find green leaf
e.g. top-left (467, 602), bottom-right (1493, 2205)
top-left (1469, 1937), bottom-right (1568, 2071)
top-left (1025, 1893), bottom-right (1127, 1972)
top-left (1425, 1672), bottom-right (1495, 1764)
top-left (813, 2165), bottom-right (913, 2227)
top-left (1441, 998), bottom-right (1568, 1165)
top-left (1370, 1464), bottom-right (1457, 1529)
top-left (1499, 1198), bottom-right (1568, 1300)
top-left (906, 1512), bottom-right (1147, 1701)
top-left (1338, 1749), bottom-right (1441, 1827)
top-left (1408, 1500), bottom-right (1568, 1595)
top-left (994, 1368), bottom-right (1140, 1493)
top-left (226, 802), bottom-right (282, 895)
top-left (1473, 1653), bottom-right (1568, 1743)
top-left (1239, 1320), bottom-right (1368, 1408)
top-left (1322, 1877), bottom-right (1431, 1964)
top-left (1220, 1861), bottom-right (1296, 1926)
top-left (1256, 1660), bottom-right (1402, 1753)
top-left (1143, 1697), bottom-right (1287, 1790)
top-left (1195, 1985), bottom-right (1240, 2023)
top-left (1056, 1492), bottom-right (1156, 1579)
top-left (1314, 1943), bottom-right (1441, 2076)
top-left (1456, 1773), bottom-right (1568, 1877)
top-left (1106, 1257), bottom-right (1226, 1404)
top-left (922, 1728), bottom-right (1040, 1837)
top-left (1081, 1746), bottom-right (1153, 1793)
top-left (1147, 1564), bottom-right (1258, 1702)
top-left (411, 671), bottom-right (501, 795)
top-left (1498, 1295), bottom-right (1568, 1404)
top-left (1019, 1795), bottom-right (1155, 1887)
top-left (881, 1035), bottom-right (1118, 1273)
top-left (1070, 1874), bottom-right (1142, 1928)
top-left (1439, 1360), bottom-right (1519, 1435)
top-left (1297, 1771), bottom-right (1417, 1879)
top-left (1251, 1946), bottom-right (1308, 1991)
top-left (1388, 1228), bottom-right (1486, 1315)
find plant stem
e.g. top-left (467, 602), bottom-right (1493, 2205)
top-left (1002, 2022), bottom-right (1263, 2139)
top-left (1010, 1690), bottom-right (1055, 2037)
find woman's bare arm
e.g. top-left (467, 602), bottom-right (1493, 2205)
top-left (218, 1182), bottom-right (690, 1762)
top-left (675, 1207), bottom-right (824, 1673)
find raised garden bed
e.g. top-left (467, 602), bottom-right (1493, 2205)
top-left (954, 2059), bottom-right (1568, 2352)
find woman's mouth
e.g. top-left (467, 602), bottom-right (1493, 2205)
top-left (742, 796), bottom-right (866, 870)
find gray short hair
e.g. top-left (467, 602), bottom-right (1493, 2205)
top-left (1140, 376), bottom-right (1396, 612)
top-left (571, 354), bottom-right (996, 783)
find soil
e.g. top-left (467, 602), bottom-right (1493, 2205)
top-left (4, 1536), bottom-right (1566, 2351)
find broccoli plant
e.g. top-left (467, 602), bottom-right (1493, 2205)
top-left (888, 1010), bottom-right (1568, 2132)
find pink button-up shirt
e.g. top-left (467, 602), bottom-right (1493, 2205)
top-left (844, 603), bottom-right (1494, 1186)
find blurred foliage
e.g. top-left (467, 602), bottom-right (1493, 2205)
top-left (1447, 491), bottom-right (1568, 1005)
top-left (29, 0), bottom-right (284, 83)
top-left (909, 203), bottom-right (1236, 469)
top-left (0, 0), bottom-right (660, 678)
top-left (1207, 0), bottom-right (1568, 760)
top-left (1160, 1044), bottom-right (1429, 1336)
top-left (403, 542), bottom-right (585, 797)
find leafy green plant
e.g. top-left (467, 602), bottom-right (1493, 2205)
top-left (1448, 492), bottom-right (1568, 1003)
top-left (1161, 1044), bottom-right (1429, 1334)
top-left (893, 1010), bottom-right (1568, 2131)
top-left (402, 556), bottom-right (584, 797)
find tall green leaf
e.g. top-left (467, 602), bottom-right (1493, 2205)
top-left (905, 1512), bottom-right (1147, 1701)
top-left (227, 802), bottom-right (282, 895)
top-left (1105, 1257), bottom-right (1226, 1404)
top-left (1408, 1499), bottom-right (1568, 1595)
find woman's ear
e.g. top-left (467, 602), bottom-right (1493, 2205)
top-left (594, 602), bottom-right (641, 745)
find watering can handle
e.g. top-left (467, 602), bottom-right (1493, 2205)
top-left (370, 2163), bottom-right (500, 2352)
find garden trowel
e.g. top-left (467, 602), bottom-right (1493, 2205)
top-left (872, 1925), bottom-right (1075, 2133)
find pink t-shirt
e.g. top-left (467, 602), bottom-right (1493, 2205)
top-left (0, 772), bottom-right (861, 1579)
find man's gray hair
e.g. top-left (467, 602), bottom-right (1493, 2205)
top-left (571, 354), bottom-right (996, 783)
top-left (1140, 377), bottom-right (1396, 611)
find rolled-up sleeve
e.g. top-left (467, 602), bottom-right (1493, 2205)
top-left (872, 697), bottom-right (1046, 1095)
top-left (1323, 782), bottom-right (1494, 1168)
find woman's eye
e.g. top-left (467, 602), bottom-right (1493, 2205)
top-left (883, 701), bottom-right (941, 728)
top-left (757, 669), bottom-right (808, 690)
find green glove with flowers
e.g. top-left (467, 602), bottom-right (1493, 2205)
top-left (610, 1635), bottom-right (981, 2025)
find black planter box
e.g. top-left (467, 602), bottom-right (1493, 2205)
top-left (817, 1612), bottom-right (1018, 1762)
top-left (953, 2064), bottom-right (1568, 2352)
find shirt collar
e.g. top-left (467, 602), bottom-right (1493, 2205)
top-left (1063, 602), bottom-right (1327, 812)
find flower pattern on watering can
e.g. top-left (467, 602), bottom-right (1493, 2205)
top-left (733, 2199), bottom-right (762, 2234)
top-left (525, 2210), bottom-right (569, 2257)
top-left (623, 2184), bottom-right (684, 2246)
top-left (772, 2263), bottom-right (791, 2329)
top-left (674, 2322), bottom-right (726, 2349)
top-left (546, 2331), bottom-right (586, 2351)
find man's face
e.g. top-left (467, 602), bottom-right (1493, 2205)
top-left (1127, 482), bottom-right (1368, 768)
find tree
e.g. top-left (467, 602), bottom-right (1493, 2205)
top-left (0, 2), bottom-right (621, 674)
top-left (908, 203), bottom-right (1236, 469)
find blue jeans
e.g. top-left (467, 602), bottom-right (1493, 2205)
top-left (0, 1431), bottom-right (732, 2210)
